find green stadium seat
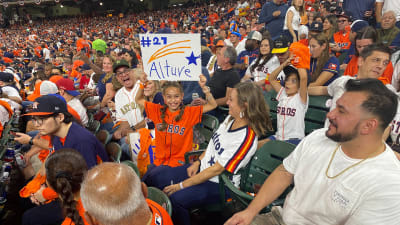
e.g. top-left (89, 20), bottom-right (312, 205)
top-left (147, 187), bottom-right (173, 216)
top-left (220, 140), bottom-right (296, 213)
top-left (105, 142), bottom-right (122, 163)
top-left (121, 160), bottom-right (140, 176)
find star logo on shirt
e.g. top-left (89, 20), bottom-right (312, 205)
top-left (208, 156), bottom-right (215, 166)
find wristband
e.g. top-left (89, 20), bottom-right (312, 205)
top-left (139, 82), bottom-right (148, 90)
top-left (179, 182), bottom-right (184, 190)
top-left (29, 137), bottom-right (34, 145)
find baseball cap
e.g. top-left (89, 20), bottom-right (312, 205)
top-left (351, 20), bottom-right (369, 32)
top-left (247, 31), bottom-right (262, 41)
top-left (40, 80), bottom-right (58, 95)
top-left (79, 64), bottom-right (91, 71)
top-left (113, 59), bottom-right (130, 72)
top-left (56, 78), bottom-right (80, 97)
top-left (213, 38), bottom-right (225, 47)
top-left (24, 95), bottom-right (68, 116)
top-left (0, 72), bottom-right (14, 83)
top-left (310, 22), bottom-right (323, 32)
top-left (271, 36), bottom-right (291, 54)
top-left (283, 65), bottom-right (299, 77)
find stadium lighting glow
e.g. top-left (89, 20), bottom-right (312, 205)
top-left (100, 2), bottom-right (103, 5)
top-left (60, 4), bottom-right (63, 8)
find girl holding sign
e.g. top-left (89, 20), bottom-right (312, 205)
top-left (135, 74), bottom-right (217, 169)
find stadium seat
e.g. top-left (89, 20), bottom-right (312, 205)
top-left (105, 142), bottom-right (122, 163)
top-left (95, 129), bottom-right (111, 146)
top-left (121, 160), bottom-right (140, 176)
top-left (305, 95), bottom-right (331, 135)
top-left (194, 114), bottom-right (219, 149)
top-left (219, 140), bottom-right (296, 213)
top-left (86, 119), bottom-right (101, 134)
top-left (147, 186), bottom-right (173, 216)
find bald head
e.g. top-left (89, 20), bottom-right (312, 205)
top-left (80, 163), bottom-right (148, 225)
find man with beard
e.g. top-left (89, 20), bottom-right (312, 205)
top-left (235, 31), bottom-right (262, 79)
top-left (225, 78), bottom-right (400, 225)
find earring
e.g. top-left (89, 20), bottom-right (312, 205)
top-left (240, 111), bottom-right (244, 118)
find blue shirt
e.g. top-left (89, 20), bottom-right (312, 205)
top-left (309, 56), bottom-right (340, 86)
top-left (343, 0), bottom-right (375, 21)
top-left (96, 73), bottom-right (113, 102)
top-left (343, 43), bottom-right (356, 64)
top-left (258, 1), bottom-right (288, 40)
top-left (52, 122), bottom-right (109, 168)
top-left (237, 49), bottom-right (259, 78)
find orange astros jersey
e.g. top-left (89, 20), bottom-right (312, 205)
top-left (144, 101), bottom-right (203, 167)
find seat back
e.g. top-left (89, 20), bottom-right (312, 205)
top-left (240, 140), bottom-right (296, 193)
top-left (305, 95), bottom-right (331, 135)
top-left (263, 90), bottom-right (278, 133)
top-left (95, 129), bottom-right (111, 145)
top-left (121, 160), bottom-right (140, 176)
top-left (194, 114), bottom-right (219, 149)
top-left (87, 119), bottom-right (101, 134)
top-left (147, 187), bottom-right (173, 216)
top-left (105, 142), bottom-right (122, 163)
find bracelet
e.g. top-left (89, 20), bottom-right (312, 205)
top-left (29, 137), bottom-right (34, 145)
top-left (179, 182), bottom-right (184, 190)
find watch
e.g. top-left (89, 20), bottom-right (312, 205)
top-left (29, 137), bottom-right (34, 145)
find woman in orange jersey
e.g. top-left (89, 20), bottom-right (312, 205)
top-left (22, 148), bottom-right (89, 225)
top-left (148, 82), bottom-right (272, 225)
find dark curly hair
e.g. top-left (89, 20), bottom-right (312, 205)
top-left (158, 81), bottom-right (185, 131)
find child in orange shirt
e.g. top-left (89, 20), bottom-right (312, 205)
top-left (136, 75), bottom-right (217, 168)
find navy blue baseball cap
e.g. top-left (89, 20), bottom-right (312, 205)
top-left (24, 95), bottom-right (68, 116)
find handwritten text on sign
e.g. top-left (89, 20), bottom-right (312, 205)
top-left (140, 34), bottom-right (201, 81)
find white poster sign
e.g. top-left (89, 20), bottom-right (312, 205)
top-left (140, 33), bottom-right (201, 81)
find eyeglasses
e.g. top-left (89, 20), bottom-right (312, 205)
top-left (116, 69), bottom-right (130, 76)
top-left (31, 115), bottom-right (55, 126)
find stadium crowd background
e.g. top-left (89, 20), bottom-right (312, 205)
top-left (0, 0), bottom-right (400, 224)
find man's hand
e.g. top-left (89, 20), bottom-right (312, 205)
top-left (272, 10), bottom-right (281, 17)
top-left (224, 209), bottom-right (258, 225)
top-left (14, 132), bottom-right (32, 145)
top-left (113, 129), bottom-right (123, 140)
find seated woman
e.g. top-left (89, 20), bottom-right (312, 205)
top-left (241, 36), bottom-right (280, 91)
top-left (22, 148), bottom-right (89, 225)
top-left (144, 82), bottom-right (273, 225)
top-left (309, 33), bottom-right (340, 86)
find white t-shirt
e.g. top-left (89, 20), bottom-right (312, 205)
top-left (245, 55), bottom-right (280, 82)
top-left (283, 6), bottom-right (301, 31)
top-left (275, 87), bottom-right (308, 140)
top-left (200, 116), bottom-right (258, 187)
top-left (115, 81), bottom-right (144, 127)
top-left (68, 98), bottom-right (89, 126)
top-left (42, 48), bottom-right (50, 60)
top-left (282, 128), bottom-right (400, 225)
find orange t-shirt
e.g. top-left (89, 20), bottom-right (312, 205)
top-left (289, 42), bottom-right (311, 70)
top-left (144, 102), bottom-right (203, 167)
top-left (333, 29), bottom-right (351, 57)
top-left (146, 199), bottom-right (173, 225)
top-left (344, 56), bottom-right (393, 84)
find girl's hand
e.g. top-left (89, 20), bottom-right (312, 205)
top-left (163, 184), bottom-right (181, 196)
top-left (198, 74), bottom-right (207, 88)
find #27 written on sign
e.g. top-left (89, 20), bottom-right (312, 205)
top-left (140, 33), bottom-right (201, 81)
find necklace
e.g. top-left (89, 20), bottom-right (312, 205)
top-left (325, 145), bottom-right (379, 179)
